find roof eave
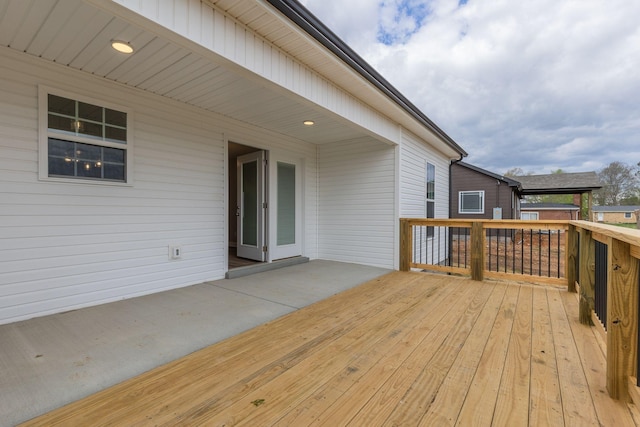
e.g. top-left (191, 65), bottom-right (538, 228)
top-left (266, 0), bottom-right (467, 157)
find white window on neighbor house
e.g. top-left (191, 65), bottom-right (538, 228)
top-left (521, 211), bottom-right (539, 220)
top-left (459, 190), bottom-right (484, 214)
top-left (39, 87), bottom-right (132, 184)
top-left (624, 212), bottom-right (632, 219)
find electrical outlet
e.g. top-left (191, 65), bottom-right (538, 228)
top-left (169, 245), bottom-right (182, 260)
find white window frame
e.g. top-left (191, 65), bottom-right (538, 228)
top-left (521, 211), bottom-right (539, 220)
top-left (458, 190), bottom-right (485, 214)
top-left (38, 86), bottom-right (133, 185)
top-left (624, 212), bottom-right (632, 219)
top-left (426, 162), bottom-right (435, 238)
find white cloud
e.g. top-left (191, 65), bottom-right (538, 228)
top-left (300, 0), bottom-right (640, 174)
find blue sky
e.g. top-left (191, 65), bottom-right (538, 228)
top-left (299, 0), bottom-right (640, 175)
top-left (377, 1), bottom-right (431, 45)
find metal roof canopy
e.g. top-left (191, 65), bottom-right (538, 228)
top-left (516, 172), bottom-right (602, 196)
top-left (516, 171), bottom-right (601, 221)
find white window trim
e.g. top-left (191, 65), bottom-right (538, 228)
top-left (521, 211), bottom-right (539, 220)
top-left (38, 85), bottom-right (134, 185)
top-left (425, 162), bottom-right (435, 216)
top-left (425, 162), bottom-right (435, 238)
top-left (458, 190), bottom-right (485, 214)
top-left (624, 212), bottom-right (632, 219)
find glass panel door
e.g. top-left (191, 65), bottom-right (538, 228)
top-left (237, 151), bottom-right (265, 261)
top-left (277, 162), bottom-right (296, 246)
top-left (269, 156), bottom-right (302, 260)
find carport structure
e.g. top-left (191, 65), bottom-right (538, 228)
top-left (516, 172), bottom-right (602, 220)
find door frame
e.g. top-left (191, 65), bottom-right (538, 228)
top-left (268, 153), bottom-right (303, 261)
top-left (236, 150), bottom-right (266, 262)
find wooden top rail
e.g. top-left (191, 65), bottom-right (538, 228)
top-left (571, 220), bottom-right (640, 250)
top-left (400, 217), bottom-right (640, 402)
top-left (402, 218), bottom-right (570, 231)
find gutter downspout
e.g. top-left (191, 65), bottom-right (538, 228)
top-left (449, 155), bottom-right (464, 219)
top-left (449, 155), bottom-right (463, 268)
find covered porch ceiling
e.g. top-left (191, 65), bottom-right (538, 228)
top-left (0, 0), bottom-right (378, 146)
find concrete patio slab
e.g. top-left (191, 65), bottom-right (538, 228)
top-left (0, 260), bottom-right (389, 426)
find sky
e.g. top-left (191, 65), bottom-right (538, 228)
top-left (299, 0), bottom-right (640, 176)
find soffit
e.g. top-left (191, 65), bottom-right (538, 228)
top-left (0, 0), bottom-right (370, 145)
top-left (209, 0), bottom-right (465, 157)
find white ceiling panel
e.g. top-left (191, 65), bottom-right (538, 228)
top-left (0, 0), bottom-right (372, 145)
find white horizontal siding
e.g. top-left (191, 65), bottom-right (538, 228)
top-left (0, 48), bottom-right (318, 324)
top-left (110, 0), bottom-right (400, 145)
top-left (318, 139), bottom-right (396, 269)
top-left (400, 130), bottom-right (452, 264)
top-left (399, 130), bottom-right (451, 219)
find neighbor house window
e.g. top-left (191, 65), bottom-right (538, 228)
top-left (521, 212), bottom-right (539, 220)
top-left (40, 87), bottom-right (131, 183)
top-left (624, 212), bottom-right (632, 219)
top-left (459, 191), bottom-right (484, 214)
top-left (426, 162), bottom-right (435, 237)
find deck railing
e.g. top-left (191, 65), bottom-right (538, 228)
top-left (400, 218), bottom-right (640, 401)
top-left (400, 219), bottom-right (569, 285)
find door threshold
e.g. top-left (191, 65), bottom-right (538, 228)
top-left (225, 256), bottom-right (309, 279)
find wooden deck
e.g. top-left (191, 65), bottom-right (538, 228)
top-left (21, 272), bottom-right (639, 426)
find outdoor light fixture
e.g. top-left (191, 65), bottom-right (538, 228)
top-left (111, 40), bottom-right (134, 54)
top-left (303, 120), bottom-right (315, 126)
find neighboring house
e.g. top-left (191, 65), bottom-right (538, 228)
top-left (451, 164), bottom-right (601, 222)
top-left (592, 206), bottom-right (640, 223)
top-left (516, 172), bottom-right (601, 220)
top-left (0, 0), bottom-right (467, 324)
top-left (520, 202), bottom-right (581, 221)
top-left (450, 162), bottom-right (522, 220)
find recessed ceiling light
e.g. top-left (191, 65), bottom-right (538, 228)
top-left (111, 40), bottom-right (134, 54)
top-left (303, 120), bottom-right (315, 126)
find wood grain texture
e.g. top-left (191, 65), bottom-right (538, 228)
top-left (20, 272), bottom-right (638, 427)
top-left (579, 229), bottom-right (596, 325)
top-left (607, 239), bottom-right (640, 400)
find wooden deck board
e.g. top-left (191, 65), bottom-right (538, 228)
top-left (332, 276), bottom-right (486, 426)
top-left (456, 284), bottom-right (520, 426)
top-left (493, 285), bottom-right (533, 426)
top-left (20, 272), bottom-right (638, 427)
top-left (419, 283), bottom-right (508, 426)
top-left (529, 286), bottom-right (564, 426)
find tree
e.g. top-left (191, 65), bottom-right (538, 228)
top-left (504, 167), bottom-right (525, 178)
top-left (503, 167), bottom-right (534, 178)
top-left (593, 161), bottom-right (640, 206)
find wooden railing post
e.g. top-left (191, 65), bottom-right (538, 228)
top-left (567, 224), bottom-right (578, 293)
top-left (579, 229), bottom-right (595, 325)
top-left (606, 239), bottom-right (639, 400)
top-left (470, 221), bottom-right (484, 281)
top-left (400, 219), bottom-right (411, 272)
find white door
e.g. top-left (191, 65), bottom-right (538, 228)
top-left (269, 155), bottom-right (302, 260)
top-left (237, 151), bottom-right (266, 261)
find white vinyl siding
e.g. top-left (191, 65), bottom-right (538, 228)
top-left (399, 130), bottom-right (451, 265)
top-left (111, 0), bottom-right (400, 145)
top-left (0, 49), bottom-right (318, 325)
top-left (399, 131), bottom-right (450, 219)
top-left (318, 138), bottom-right (396, 269)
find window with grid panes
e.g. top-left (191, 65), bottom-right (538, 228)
top-left (43, 91), bottom-right (129, 183)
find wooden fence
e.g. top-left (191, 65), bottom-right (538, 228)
top-left (400, 218), bottom-right (640, 401)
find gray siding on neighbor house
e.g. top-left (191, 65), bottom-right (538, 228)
top-left (451, 163), bottom-right (516, 220)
